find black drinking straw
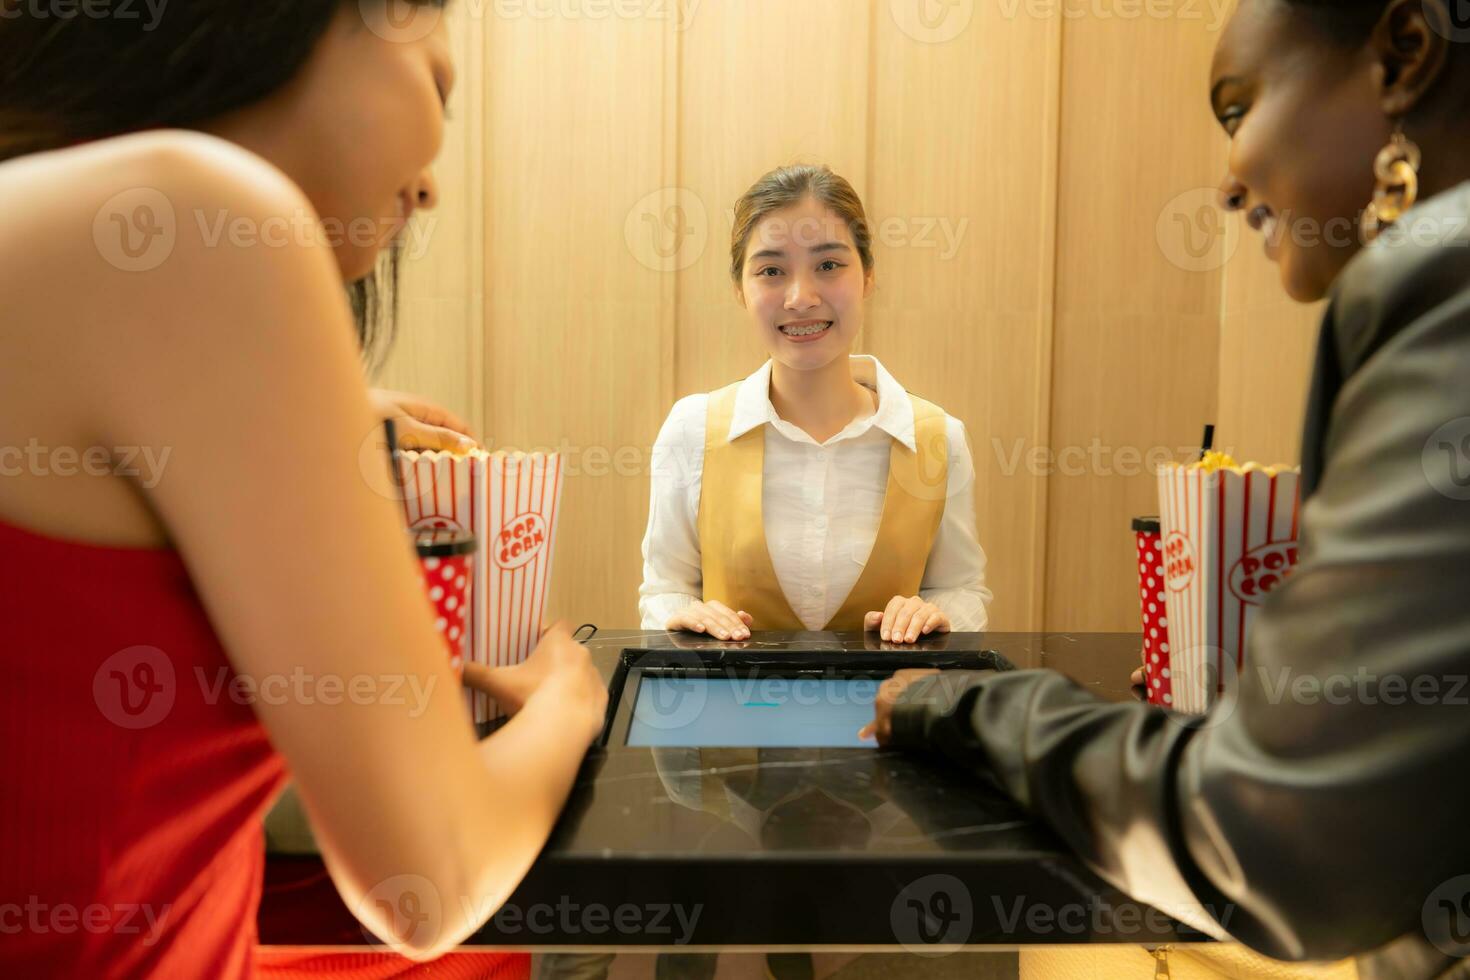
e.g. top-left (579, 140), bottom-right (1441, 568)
top-left (1200, 424), bottom-right (1216, 460)
top-left (383, 418), bottom-right (404, 495)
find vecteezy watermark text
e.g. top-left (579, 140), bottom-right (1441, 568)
top-left (993, 895), bottom-right (1234, 936)
top-left (0, 440), bottom-right (171, 489)
top-left (997, 0), bottom-right (1231, 30)
top-left (93, 645), bottom-right (442, 731)
top-left (1257, 666), bottom-right (1469, 707)
top-left (195, 666), bottom-right (439, 718)
top-left (0, 0), bottom-right (168, 30)
top-left (0, 897), bottom-right (171, 947)
top-left (479, 896), bottom-right (703, 943)
top-left (991, 437), bottom-right (1216, 478)
top-left (94, 189), bottom-right (439, 273)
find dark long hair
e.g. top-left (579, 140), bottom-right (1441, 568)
top-left (350, 248), bottom-right (403, 375)
top-left (0, 0), bottom-right (445, 361)
top-left (1282, 0), bottom-right (1390, 42)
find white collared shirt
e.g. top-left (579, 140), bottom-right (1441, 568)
top-left (638, 356), bottom-right (991, 631)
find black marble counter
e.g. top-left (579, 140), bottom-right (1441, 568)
top-left (262, 631), bottom-right (1202, 950)
top-left (473, 630), bottom-right (1199, 949)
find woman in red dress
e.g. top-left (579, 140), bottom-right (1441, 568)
top-left (0, 2), bottom-right (607, 977)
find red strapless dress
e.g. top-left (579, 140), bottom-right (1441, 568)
top-left (0, 518), bottom-right (527, 979)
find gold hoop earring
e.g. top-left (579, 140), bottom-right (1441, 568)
top-left (1361, 126), bottom-right (1422, 242)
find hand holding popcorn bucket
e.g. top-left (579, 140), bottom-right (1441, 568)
top-left (395, 449), bottom-right (565, 723)
top-left (1156, 451), bottom-right (1302, 713)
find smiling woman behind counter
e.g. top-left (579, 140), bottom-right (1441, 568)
top-left (638, 165), bottom-right (992, 645)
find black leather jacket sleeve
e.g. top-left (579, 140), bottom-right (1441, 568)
top-left (891, 182), bottom-right (1470, 965)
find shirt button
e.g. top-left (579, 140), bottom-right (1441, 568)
top-left (815, 517), bottom-right (828, 531)
top-left (815, 451), bottom-right (826, 463)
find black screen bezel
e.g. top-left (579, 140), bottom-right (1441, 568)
top-left (602, 647), bottom-right (1012, 748)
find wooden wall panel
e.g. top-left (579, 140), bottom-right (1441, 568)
top-left (1218, 240), bottom-right (1324, 467)
top-left (867, 2), bottom-right (1062, 634)
top-left (379, 0), bottom-right (486, 436)
top-left (388, 1), bottom-right (1277, 636)
top-left (1045, 10), bottom-right (1230, 632)
top-left (673, 0), bottom-right (873, 401)
top-left (481, 10), bottom-right (677, 629)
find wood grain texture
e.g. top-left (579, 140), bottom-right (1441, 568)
top-left (1218, 236), bottom-right (1325, 467)
top-left (866, 0), bottom-right (1061, 635)
top-left (1044, 8), bottom-right (1230, 631)
top-left (385, 1), bottom-right (1319, 637)
top-left (480, 9), bottom-right (677, 628)
top-left (378, 0), bottom-right (486, 436)
top-left (673, 0), bottom-right (873, 401)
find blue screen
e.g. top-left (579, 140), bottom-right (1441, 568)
top-left (626, 675), bottom-right (881, 748)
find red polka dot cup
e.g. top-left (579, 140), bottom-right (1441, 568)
top-left (412, 527), bottom-right (476, 678)
top-left (1133, 517), bottom-right (1173, 707)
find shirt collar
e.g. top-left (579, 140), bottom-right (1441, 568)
top-left (725, 355), bottom-right (917, 451)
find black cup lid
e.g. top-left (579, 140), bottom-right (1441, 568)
top-left (1132, 516), bottom-right (1161, 533)
top-left (412, 526), bottom-right (477, 557)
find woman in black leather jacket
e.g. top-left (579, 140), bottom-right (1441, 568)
top-left (868, 1), bottom-right (1470, 976)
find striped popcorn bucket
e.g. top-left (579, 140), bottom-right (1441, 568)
top-left (1157, 462), bottom-right (1301, 714)
top-left (396, 450), bottom-right (565, 723)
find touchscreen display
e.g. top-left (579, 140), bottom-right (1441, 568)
top-left (626, 675), bottom-right (881, 748)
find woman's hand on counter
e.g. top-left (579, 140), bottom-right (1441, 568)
top-left (525, 624), bottom-right (610, 744)
top-left (665, 601), bottom-right (753, 641)
top-left (369, 387), bottom-right (479, 453)
top-left (864, 596), bottom-right (950, 643)
top-left (859, 668), bottom-right (941, 744)
top-left (461, 622), bottom-right (606, 739)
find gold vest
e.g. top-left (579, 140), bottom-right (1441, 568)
top-left (697, 381), bottom-right (949, 630)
